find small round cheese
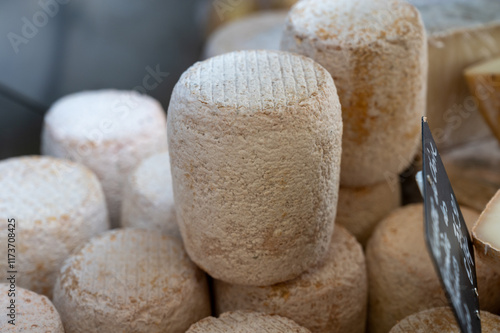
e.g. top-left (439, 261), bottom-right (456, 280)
top-left (167, 50), bottom-right (343, 286)
top-left (366, 203), bottom-right (500, 333)
top-left (53, 228), bottom-right (211, 333)
top-left (203, 10), bottom-right (288, 59)
top-left (0, 156), bottom-right (109, 297)
top-left (0, 284), bottom-right (64, 332)
top-left (186, 311), bottom-right (311, 333)
top-left (214, 226), bottom-right (367, 333)
top-left (42, 90), bottom-right (168, 227)
top-left (121, 152), bottom-right (179, 237)
top-left (336, 180), bottom-right (401, 246)
top-left (281, 0), bottom-right (427, 186)
top-left (389, 307), bottom-right (500, 333)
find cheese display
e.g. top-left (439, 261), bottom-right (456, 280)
top-left (203, 10), bottom-right (288, 59)
top-left (121, 151), bottom-right (179, 237)
top-left (0, 284), bottom-right (64, 332)
top-left (389, 307), bottom-right (500, 333)
top-left (52, 229), bottom-right (211, 333)
top-left (186, 311), bottom-right (311, 333)
top-left (336, 180), bottom-right (401, 246)
top-left (167, 50), bottom-right (343, 286)
top-left (473, 189), bottom-right (500, 275)
top-left (366, 203), bottom-right (500, 333)
top-left (412, 0), bottom-right (500, 149)
top-left (214, 226), bottom-right (367, 333)
top-left (42, 90), bottom-right (168, 227)
top-left (465, 56), bottom-right (500, 143)
top-left (0, 156), bottom-right (109, 297)
top-left (281, 0), bottom-right (427, 186)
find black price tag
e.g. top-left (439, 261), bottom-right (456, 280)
top-left (421, 117), bottom-right (481, 333)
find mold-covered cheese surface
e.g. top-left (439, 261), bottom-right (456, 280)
top-left (0, 156), bottom-right (109, 297)
top-left (53, 229), bottom-right (211, 333)
top-left (167, 50), bottom-right (343, 286)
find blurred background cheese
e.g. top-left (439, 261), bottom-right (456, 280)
top-left (203, 10), bottom-right (288, 59)
top-left (0, 156), bottom-right (109, 297)
top-left (281, 0), bottom-right (427, 187)
top-left (366, 203), bottom-right (500, 333)
top-left (53, 229), bottom-right (211, 333)
top-left (214, 226), bottom-right (367, 333)
top-left (0, 284), bottom-right (64, 332)
top-left (186, 311), bottom-right (311, 333)
top-left (167, 50), bottom-right (342, 286)
top-left (389, 307), bottom-right (500, 333)
top-left (121, 151), bottom-right (179, 237)
top-left (42, 90), bottom-right (168, 227)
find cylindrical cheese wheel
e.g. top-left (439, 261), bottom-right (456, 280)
top-left (121, 152), bottom-right (179, 237)
top-left (186, 311), bottom-right (311, 333)
top-left (281, 0), bottom-right (427, 186)
top-left (336, 180), bottom-right (401, 246)
top-left (52, 229), bottom-right (211, 333)
top-left (42, 90), bottom-right (168, 227)
top-left (389, 307), bottom-right (500, 333)
top-left (214, 226), bottom-right (367, 333)
top-left (0, 284), bottom-right (64, 332)
top-left (203, 10), bottom-right (288, 59)
top-left (366, 203), bottom-right (500, 333)
top-left (0, 156), bottom-right (109, 297)
top-left (167, 50), bottom-right (343, 286)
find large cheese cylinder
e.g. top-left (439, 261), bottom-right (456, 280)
top-left (42, 90), bottom-right (168, 227)
top-left (281, 0), bottom-right (427, 186)
top-left (389, 307), bottom-right (500, 333)
top-left (0, 156), bottom-right (109, 297)
top-left (214, 226), bottom-right (367, 333)
top-left (336, 180), bottom-right (401, 246)
top-left (186, 311), bottom-right (311, 333)
top-left (52, 229), bottom-right (211, 333)
top-left (366, 203), bottom-right (500, 333)
top-left (121, 151), bottom-right (179, 237)
top-left (0, 284), bottom-right (64, 332)
top-left (167, 50), bottom-right (343, 286)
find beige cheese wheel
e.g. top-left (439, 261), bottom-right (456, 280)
top-left (167, 50), bottom-right (343, 286)
top-left (389, 307), bottom-right (500, 333)
top-left (121, 152), bottom-right (179, 237)
top-left (366, 203), bottom-right (500, 333)
top-left (52, 229), bottom-right (211, 333)
top-left (42, 90), bottom-right (168, 227)
top-left (203, 10), bottom-right (288, 59)
top-left (0, 284), bottom-right (64, 332)
top-left (336, 180), bottom-right (401, 247)
top-left (214, 226), bottom-right (367, 333)
top-left (281, 0), bottom-right (427, 186)
top-left (0, 156), bottom-right (109, 297)
top-left (186, 311), bottom-right (311, 333)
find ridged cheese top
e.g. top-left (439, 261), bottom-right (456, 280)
top-left (288, 0), bottom-right (420, 45)
top-left (179, 50), bottom-right (333, 112)
top-left (44, 89), bottom-right (166, 141)
top-left (132, 152), bottom-right (173, 204)
top-left (0, 156), bottom-right (102, 223)
top-left (187, 311), bottom-right (311, 333)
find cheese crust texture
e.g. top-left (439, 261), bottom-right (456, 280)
top-left (281, 0), bottom-right (427, 186)
top-left (42, 90), bottom-right (168, 227)
top-left (0, 156), bottom-right (109, 297)
top-left (167, 50), bottom-right (343, 286)
top-left (214, 226), bottom-right (367, 333)
top-left (52, 229), bottom-right (211, 333)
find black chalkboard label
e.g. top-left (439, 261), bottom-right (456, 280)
top-left (421, 117), bottom-right (481, 333)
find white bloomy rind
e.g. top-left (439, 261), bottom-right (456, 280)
top-left (281, 0), bottom-right (427, 186)
top-left (42, 90), bottom-right (168, 227)
top-left (167, 50), bottom-right (343, 286)
top-left (121, 152), bottom-right (179, 238)
top-left (0, 156), bottom-right (109, 297)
